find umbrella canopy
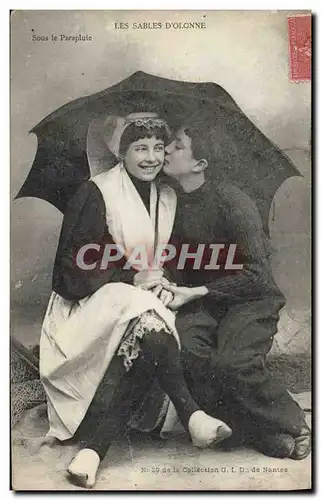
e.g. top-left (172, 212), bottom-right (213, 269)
top-left (16, 71), bottom-right (301, 235)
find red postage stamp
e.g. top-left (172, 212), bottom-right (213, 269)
top-left (287, 15), bottom-right (311, 81)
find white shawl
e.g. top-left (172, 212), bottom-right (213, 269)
top-left (92, 162), bottom-right (176, 270)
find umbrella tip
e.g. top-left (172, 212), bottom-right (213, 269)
top-left (28, 126), bottom-right (38, 135)
top-left (133, 70), bottom-right (147, 77)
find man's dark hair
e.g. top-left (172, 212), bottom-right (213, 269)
top-left (180, 111), bottom-right (215, 164)
top-left (119, 122), bottom-right (171, 157)
top-left (184, 123), bottom-right (211, 164)
top-left (181, 111), bottom-right (239, 175)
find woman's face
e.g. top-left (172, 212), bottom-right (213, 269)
top-left (123, 135), bottom-right (165, 181)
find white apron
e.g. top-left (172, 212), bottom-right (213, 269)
top-left (40, 164), bottom-right (179, 441)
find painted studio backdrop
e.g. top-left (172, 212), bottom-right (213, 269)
top-left (11, 10), bottom-right (311, 356)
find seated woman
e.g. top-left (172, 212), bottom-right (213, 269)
top-left (39, 112), bottom-right (231, 488)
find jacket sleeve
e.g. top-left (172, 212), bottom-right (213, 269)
top-left (52, 181), bottom-right (136, 301)
top-left (204, 184), bottom-right (282, 302)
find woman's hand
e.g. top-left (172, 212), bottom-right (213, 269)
top-left (151, 277), bottom-right (177, 306)
top-left (151, 284), bottom-right (174, 306)
top-left (134, 271), bottom-right (177, 307)
top-left (133, 269), bottom-right (164, 289)
top-left (160, 289), bottom-right (174, 306)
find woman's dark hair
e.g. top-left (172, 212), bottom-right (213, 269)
top-left (119, 122), bottom-right (171, 157)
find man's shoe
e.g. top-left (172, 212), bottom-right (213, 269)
top-left (291, 424), bottom-right (311, 460)
top-left (253, 433), bottom-right (295, 459)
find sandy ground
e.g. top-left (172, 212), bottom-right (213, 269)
top-left (11, 402), bottom-right (311, 492)
top-left (11, 305), bottom-right (312, 491)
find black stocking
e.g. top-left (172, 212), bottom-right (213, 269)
top-left (75, 329), bottom-right (200, 460)
top-left (75, 348), bottom-right (156, 460)
top-left (140, 330), bottom-right (200, 429)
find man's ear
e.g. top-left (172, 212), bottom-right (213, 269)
top-left (192, 159), bottom-right (208, 173)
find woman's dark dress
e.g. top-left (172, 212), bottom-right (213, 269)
top-left (52, 176), bottom-right (177, 440)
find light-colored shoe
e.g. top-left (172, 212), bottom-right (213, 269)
top-left (67, 448), bottom-right (100, 488)
top-left (188, 410), bottom-right (232, 449)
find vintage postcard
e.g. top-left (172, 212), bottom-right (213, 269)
top-left (10, 10), bottom-right (312, 491)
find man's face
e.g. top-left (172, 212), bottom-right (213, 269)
top-left (164, 127), bottom-right (198, 178)
top-left (124, 136), bottom-right (164, 181)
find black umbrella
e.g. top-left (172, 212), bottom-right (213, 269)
top-left (16, 71), bottom-right (301, 235)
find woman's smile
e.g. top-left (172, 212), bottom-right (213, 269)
top-left (139, 161), bottom-right (162, 173)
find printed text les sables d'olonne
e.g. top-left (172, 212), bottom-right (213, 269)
top-left (31, 20), bottom-right (207, 42)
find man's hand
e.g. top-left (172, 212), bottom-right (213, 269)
top-left (161, 284), bottom-right (209, 310)
top-left (151, 284), bottom-right (174, 306)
